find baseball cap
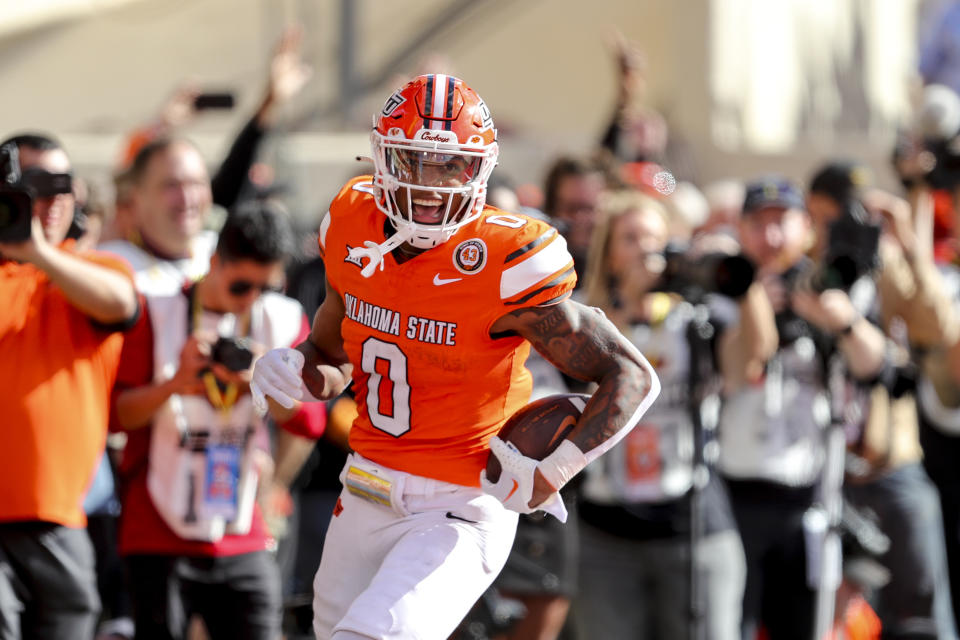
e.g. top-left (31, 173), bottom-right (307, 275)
top-left (808, 160), bottom-right (872, 204)
top-left (742, 176), bottom-right (805, 214)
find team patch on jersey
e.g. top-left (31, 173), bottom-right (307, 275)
top-left (453, 238), bottom-right (487, 274)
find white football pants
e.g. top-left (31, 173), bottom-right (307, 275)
top-left (313, 454), bottom-right (518, 640)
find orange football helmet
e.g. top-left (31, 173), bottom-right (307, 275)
top-left (370, 74), bottom-right (499, 250)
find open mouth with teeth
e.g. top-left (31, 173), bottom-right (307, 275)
top-left (410, 196), bottom-right (447, 224)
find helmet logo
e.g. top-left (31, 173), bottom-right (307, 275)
top-left (475, 98), bottom-right (494, 132)
top-left (453, 238), bottom-right (487, 274)
top-left (381, 91), bottom-right (406, 117)
top-left (418, 130), bottom-right (457, 143)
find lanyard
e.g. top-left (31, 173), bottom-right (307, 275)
top-left (190, 281), bottom-right (245, 420)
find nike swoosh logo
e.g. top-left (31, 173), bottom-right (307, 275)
top-left (433, 274), bottom-right (463, 286)
top-left (504, 479), bottom-right (519, 502)
top-left (445, 511), bottom-right (477, 524)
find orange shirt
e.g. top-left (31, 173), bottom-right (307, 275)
top-left (321, 176), bottom-right (576, 486)
top-left (0, 248), bottom-right (131, 527)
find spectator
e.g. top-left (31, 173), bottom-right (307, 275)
top-left (576, 189), bottom-right (745, 640)
top-left (101, 137), bottom-right (217, 294)
top-left (250, 73), bottom-right (660, 640)
top-left (542, 155), bottom-right (608, 287)
top-left (0, 132), bottom-right (138, 640)
top-left (807, 160), bottom-right (957, 639)
top-left (715, 176), bottom-right (887, 640)
top-left (111, 200), bottom-right (324, 640)
top-left (117, 25), bottom-right (311, 212)
top-left (698, 178), bottom-right (745, 241)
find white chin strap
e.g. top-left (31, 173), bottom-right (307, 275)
top-left (347, 224), bottom-right (417, 278)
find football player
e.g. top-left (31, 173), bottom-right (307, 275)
top-left (251, 74), bottom-right (660, 640)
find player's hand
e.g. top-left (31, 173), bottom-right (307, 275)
top-left (480, 437), bottom-right (569, 522)
top-left (250, 348), bottom-right (307, 415)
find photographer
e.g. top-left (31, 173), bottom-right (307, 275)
top-left (575, 190), bottom-right (745, 640)
top-left (110, 201), bottom-right (324, 640)
top-left (806, 161), bottom-right (958, 639)
top-left (715, 177), bottom-right (887, 640)
top-left (0, 133), bottom-right (138, 639)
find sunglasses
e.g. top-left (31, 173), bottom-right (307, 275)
top-left (227, 279), bottom-right (281, 297)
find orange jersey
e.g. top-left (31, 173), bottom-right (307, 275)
top-left (320, 176), bottom-right (576, 486)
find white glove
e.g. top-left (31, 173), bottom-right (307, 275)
top-left (480, 436), bottom-right (569, 522)
top-left (250, 348), bottom-right (314, 416)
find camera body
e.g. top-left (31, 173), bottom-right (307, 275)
top-left (655, 245), bottom-right (756, 301)
top-left (0, 143), bottom-right (75, 244)
top-left (0, 143), bottom-right (33, 244)
top-left (210, 336), bottom-right (254, 372)
top-left (810, 199), bottom-right (881, 293)
top-left (0, 186), bottom-right (33, 243)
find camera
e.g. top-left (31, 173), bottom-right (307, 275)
top-left (0, 143), bottom-right (74, 244)
top-left (0, 142), bottom-right (33, 243)
top-left (810, 199), bottom-right (880, 293)
top-left (655, 244), bottom-right (756, 301)
top-left (210, 336), bottom-right (254, 372)
top-left (0, 187), bottom-right (33, 243)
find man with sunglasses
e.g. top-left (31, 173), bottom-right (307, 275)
top-left (110, 201), bottom-right (325, 640)
top-left (251, 74), bottom-right (660, 640)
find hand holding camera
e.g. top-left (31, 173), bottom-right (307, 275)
top-left (170, 334), bottom-right (213, 396)
top-left (0, 214), bottom-right (47, 264)
top-left (791, 287), bottom-right (858, 336)
top-left (173, 333), bottom-right (260, 395)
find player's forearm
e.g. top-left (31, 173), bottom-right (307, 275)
top-left (566, 346), bottom-right (660, 465)
top-left (35, 244), bottom-right (137, 324)
top-left (516, 301), bottom-right (661, 466)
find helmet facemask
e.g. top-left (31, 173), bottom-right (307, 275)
top-left (372, 131), bottom-right (498, 249)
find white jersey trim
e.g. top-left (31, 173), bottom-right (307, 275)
top-left (499, 232), bottom-right (572, 300)
top-left (318, 211), bottom-right (331, 251)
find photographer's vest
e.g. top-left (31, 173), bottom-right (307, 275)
top-left (145, 288), bottom-right (303, 542)
top-left (581, 302), bottom-right (696, 504)
top-left (718, 332), bottom-right (830, 487)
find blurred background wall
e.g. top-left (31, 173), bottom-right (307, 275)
top-left (0, 0), bottom-right (935, 226)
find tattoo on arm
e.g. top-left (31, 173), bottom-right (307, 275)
top-left (503, 300), bottom-right (657, 453)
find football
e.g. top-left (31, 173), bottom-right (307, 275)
top-left (484, 393), bottom-right (590, 483)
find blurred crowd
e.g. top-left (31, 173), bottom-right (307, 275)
top-left (6, 11), bottom-right (960, 640)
